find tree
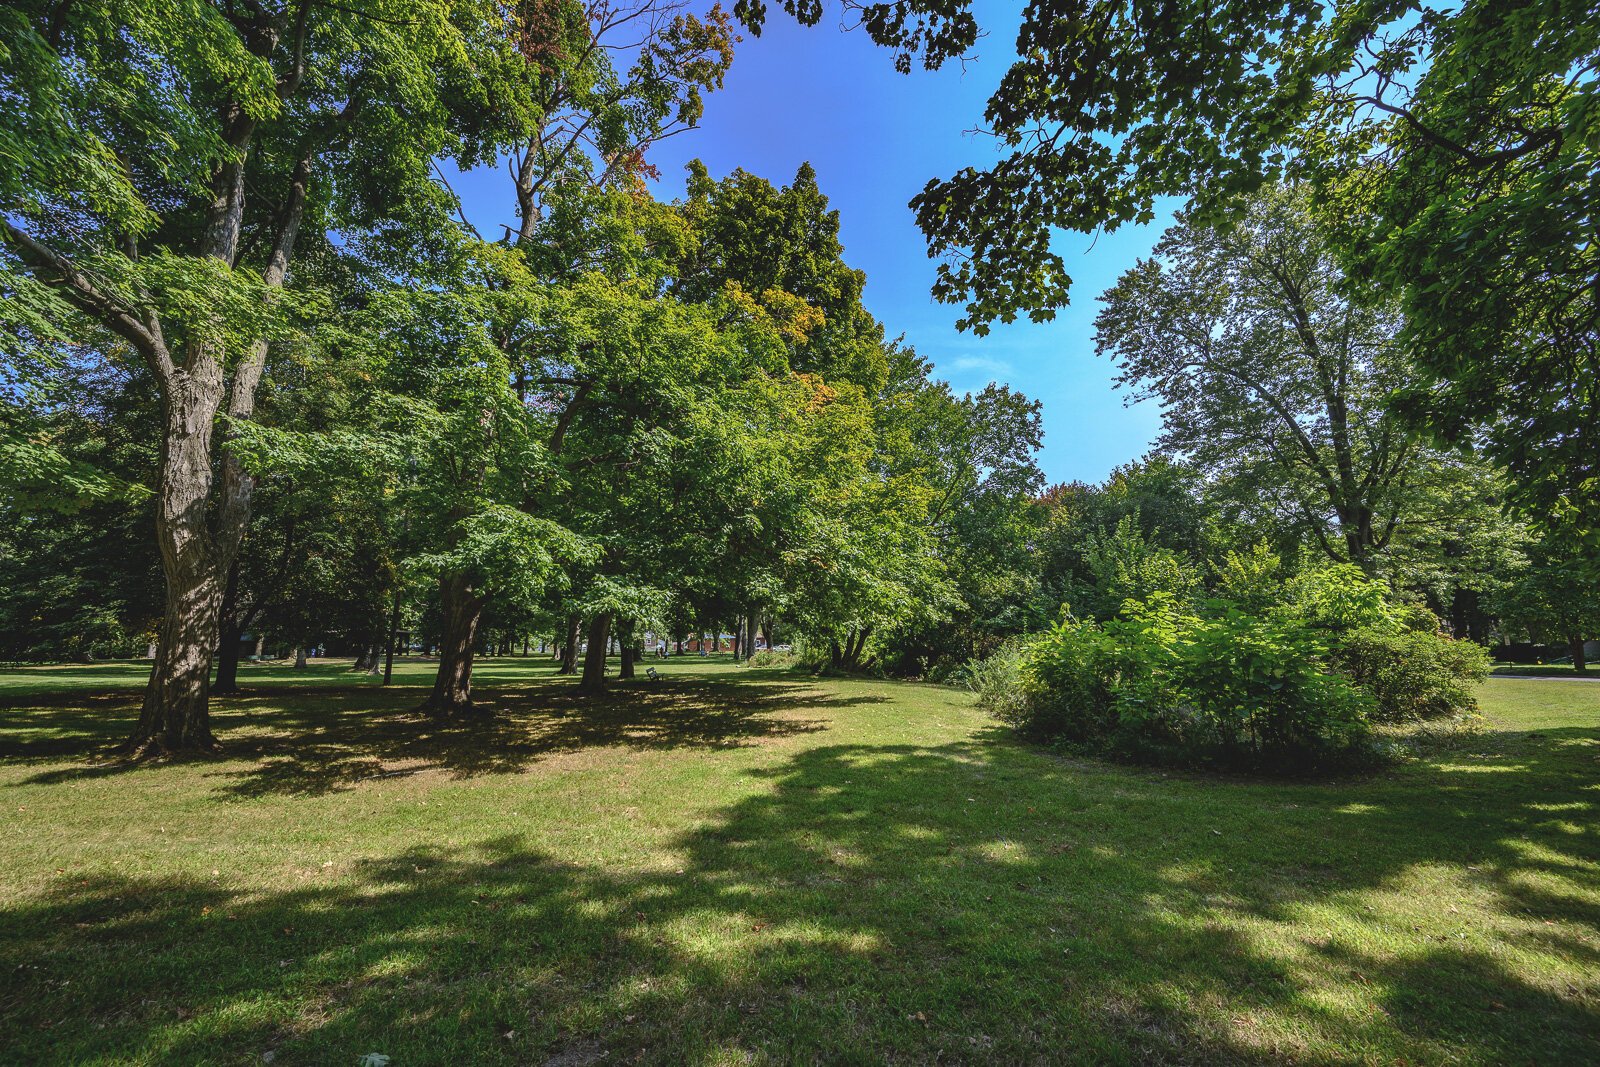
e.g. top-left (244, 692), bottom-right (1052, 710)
top-left (1494, 529), bottom-right (1600, 673)
top-left (0, 0), bottom-right (507, 752)
top-left (1095, 187), bottom-right (1460, 574)
top-left (674, 161), bottom-right (885, 388)
top-left (865, 0), bottom-right (1595, 559)
top-left (872, 345), bottom-right (1045, 673)
top-left (399, 0), bottom-right (735, 708)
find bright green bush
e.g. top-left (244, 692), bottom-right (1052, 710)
top-left (973, 556), bottom-right (1490, 774)
top-left (1287, 563), bottom-right (1404, 632)
top-left (1010, 595), bottom-right (1377, 774)
top-left (1329, 626), bottom-right (1491, 722)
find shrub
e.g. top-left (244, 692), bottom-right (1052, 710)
top-left (748, 648), bottom-right (798, 668)
top-left (1211, 543), bottom-right (1284, 614)
top-left (1068, 515), bottom-right (1204, 619)
top-left (1287, 563), bottom-right (1404, 632)
top-left (1006, 596), bottom-right (1378, 774)
top-left (961, 641), bottom-right (1033, 725)
top-left (1330, 627), bottom-right (1491, 722)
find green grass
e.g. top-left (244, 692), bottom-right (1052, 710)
top-left (2, 658), bottom-right (1597, 1065)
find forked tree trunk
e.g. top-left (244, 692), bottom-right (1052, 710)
top-left (559, 613), bottom-right (581, 674)
top-left (423, 574), bottom-right (487, 716)
top-left (119, 154), bottom-right (311, 756)
top-left (580, 614), bottom-right (611, 693)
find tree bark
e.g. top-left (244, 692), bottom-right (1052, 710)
top-left (125, 371), bottom-right (229, 755)
top-left (559, 613), bottom-right (581, 674)
top-left (1571, 636), bottom-right (1588, 675)
top-left (213, 560), bottom-right (244, 695)
top-left (744, 610), bottom-right (760, 662)
top-left (422, 574), bottom-right (487, 716)
top-left (294, 646), bottom-right (308, 669)
top-left (580, 614), bottom-right (611, 693)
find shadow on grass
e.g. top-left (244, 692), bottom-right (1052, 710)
top-left (2, 723), bottom-right (1597, 1064)
top-left (0, 668), bottom-right (882, 797)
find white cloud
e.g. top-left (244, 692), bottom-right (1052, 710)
top-left (945, 355), bottom-right (1014, 375)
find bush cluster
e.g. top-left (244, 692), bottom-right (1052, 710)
top-left (975, 564), bottom-right (1490, 775)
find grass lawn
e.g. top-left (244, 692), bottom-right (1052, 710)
top-left (1, 658), bottom-right (1597, 1065)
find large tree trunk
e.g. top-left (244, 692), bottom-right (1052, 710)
top-left (119, 150), bottom-right (310, 756)
top-left (559, 613), bottom-right (581, 674)
top-left (126, 375), bottom-right (230, 756)
top-left (294, 646), bottom-right (308, 669)
top-left (1571, 636), bottom-right (1589, 675)
top-left (423, 574), bottom-right (487, 716)
top-left (580, 614), bottom-right (611, 693)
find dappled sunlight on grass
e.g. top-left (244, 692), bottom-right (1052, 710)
top-left (1, 664), bottom-right (1597, 1062)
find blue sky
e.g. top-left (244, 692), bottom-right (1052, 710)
top-left (458, 2), bottom-right (1177, 486)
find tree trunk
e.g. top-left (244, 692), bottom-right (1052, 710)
top-left (744, 610), bottom-right (760, 662)
top-left (125, 375), bottom-right (230, 755)
top-left (213, 560), bottom-right (244, 695)
top-left (422, 574), bottom-right (486, 716)
top-left (731, 620), bottom-right (742, 660)
top-left (1571, 636), bottom-right (1588, 674)
top-left (559, 613), bottom-right (581, 674)
top-left (294, 646), bottom-right (308, 669)
top-left (580, 614), bottom-right (611, 693)
top-left (618, 618), bottom-right (636, 679)
top-left (382, 591), bottom-right (400, 686)
top-left (214, 619), bottom-right (243, 694)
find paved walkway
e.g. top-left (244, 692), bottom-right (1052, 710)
top-left (1491, 673), bottom-right (1600, 681)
